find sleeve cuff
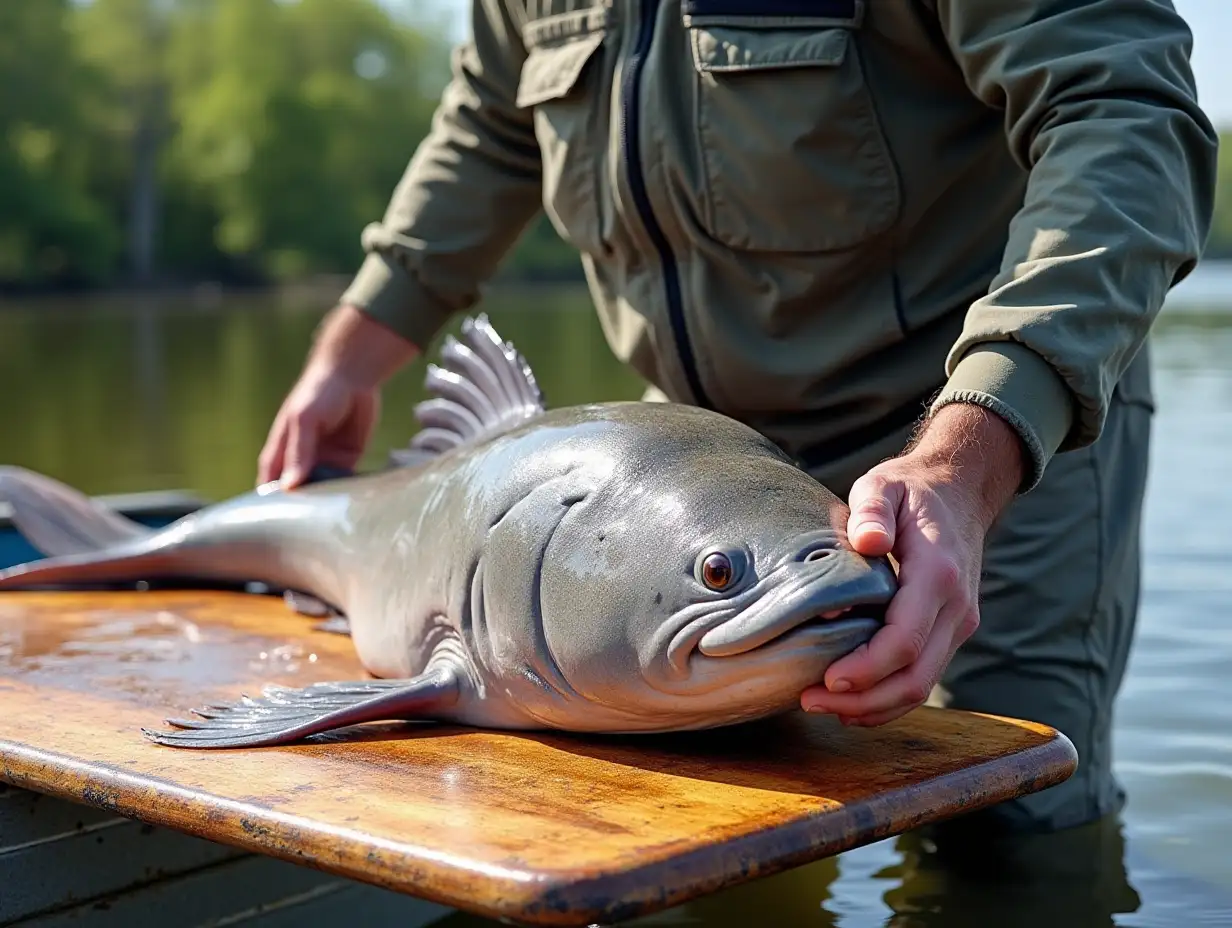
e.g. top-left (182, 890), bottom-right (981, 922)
top-left (929, 342), bottom-right (1075, 493)
top-left (339, 251), bottom-right (456, 352)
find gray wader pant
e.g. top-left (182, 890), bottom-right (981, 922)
top-left (643, 347), bottom-right (1154, 834)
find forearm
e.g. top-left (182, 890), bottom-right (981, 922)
top-left (905, 403), bottom-right (1026, 530)
top-left (304, 304), bottom-right (420, 390)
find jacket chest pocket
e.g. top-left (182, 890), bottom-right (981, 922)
top-left (516, 7), bottom-right (612, 256)
top-left (684, 2), bottom-right (901, 254)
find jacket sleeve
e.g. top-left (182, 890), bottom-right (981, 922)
top-left (340, 0), bottom-right (543, 351)
top-left (925, 0), bottom-right (1218, 490)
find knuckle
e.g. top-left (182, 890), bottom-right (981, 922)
top-left (858, 496), bottom-right (895, 520)
top-left (893, 627), bottom-right (928, 666)
top-left (851, 471), bottom-right (891, 502)
top-left (959, 609), bottom-right (980, 640)
top-left (903, 676), bottom-right (933, 707)
top-left (864, 472), bottom-right (892, 493)
top-left (934, 556), bottom-right (963, 595)
top-left (288, 402), bottom-right (315, 424)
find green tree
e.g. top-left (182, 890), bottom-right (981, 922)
top-left (0, 0), bottom-right (582, 292)
top-left (165, 0), bottom-right (442, 280)
top-left (0, 0), bottom-right (118, 288)
top-left (73, 0), bottom-right (177, 284)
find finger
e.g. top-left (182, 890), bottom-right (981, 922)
top-left (846, 473), bottom-right (902, 557)
top-left (834, 623), bottom-right (968, 727)
top-left (281, 415), bottom-right (316, 489)
top-left (839, 630), bottom-right (969, 728)
top-left (820, 551), bottom-right (957, 693)
top-left (838, 705), bottom-right (920, 728)
top-left (801, 599), bottom-right (966, 720)
top-left (257, 414), bottom-right (288, 486)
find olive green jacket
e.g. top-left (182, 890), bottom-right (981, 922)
top-left (342, 0), bottom-right (1217, 491)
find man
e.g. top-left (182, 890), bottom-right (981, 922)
top-left (258, 0), bottom-right (1217, 836)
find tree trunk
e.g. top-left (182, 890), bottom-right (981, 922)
top-left (128, 83), bottom-right (164, 287)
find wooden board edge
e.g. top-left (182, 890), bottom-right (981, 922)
top-left (0, 726), bottom-right (1078, 927)
top-left (507, 726), bottom-right (1080, 925)
top-left (0, 739), bottom-right (537, 918)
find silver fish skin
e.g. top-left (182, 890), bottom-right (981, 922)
top-left (0, 316), bottom-right (897, 748)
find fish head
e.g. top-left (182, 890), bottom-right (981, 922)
top-left (533, 409), bottom-right (898, 731)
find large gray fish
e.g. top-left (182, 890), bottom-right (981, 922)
top-left (0, 316), bottom-right (897, 749)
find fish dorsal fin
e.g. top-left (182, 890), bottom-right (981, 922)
top-left (391, 314), bottom-right (546, 464)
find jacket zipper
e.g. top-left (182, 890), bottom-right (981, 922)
top-left (619, 0), bottom-right (712, 409)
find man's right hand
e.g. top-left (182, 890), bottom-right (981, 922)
top-left (257, 304), bottom-right (419, 489)
top-left (257, 370), bottom-right (381, 489)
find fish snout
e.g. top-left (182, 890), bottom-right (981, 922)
top-left (696, 549), bottom-right (898, 658)
top-left (810, 547), bottom-right (897, 619)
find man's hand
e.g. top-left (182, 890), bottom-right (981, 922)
top-left (257, 304), bottom-right (419, 489)
top-left (257, 369), bottom-right (381, 489)
top-left (800, 403), bottom-right (1027, 727)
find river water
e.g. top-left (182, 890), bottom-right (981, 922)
top-left (0, 268), bottom-right (1229, 926)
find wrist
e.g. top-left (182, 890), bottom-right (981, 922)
top-left (306, 304), bottom-right (420, 391)
top-left (904, 403), bottom-right (1025, 529)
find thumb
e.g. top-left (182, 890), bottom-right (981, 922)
top-left (847, 472), bottom-right (901, 557)
top-left (281, 417), bottom-right (316, 489)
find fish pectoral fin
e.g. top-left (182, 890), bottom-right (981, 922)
top-left (390, 314), bottom-right (547, 466)
top-left (142, 669), bottom-right (461, 749)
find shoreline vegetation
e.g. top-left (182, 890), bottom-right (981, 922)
top-left (3, 0), bottom-right (1231, 301)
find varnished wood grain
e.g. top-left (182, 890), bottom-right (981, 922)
top-left (0, 591), bottom-right (1076, 926)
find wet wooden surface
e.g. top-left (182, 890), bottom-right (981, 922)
top-left (0, 591), bottom-right (1077, 926)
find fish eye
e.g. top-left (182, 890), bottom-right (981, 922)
top-left (694, 547), bottom-right (748, 593)
top-left (702, 553), bottom-right (733, 590)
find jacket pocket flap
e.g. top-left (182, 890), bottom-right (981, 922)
top-left (517, 27), bottom-right (606, 108)
top-left (689, 23), bottom-right (849, 74)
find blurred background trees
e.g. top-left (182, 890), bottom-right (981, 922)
top-left (0, 0), bottom-right (579, 293)
top-left (2, 0), bottom-right (1231, 294)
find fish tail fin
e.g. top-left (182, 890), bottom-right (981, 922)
top-left (390, 314), bottom-right (547, 466)
top-left (0, 466), bottom-right (153, 558)
top-left (143, 669), bottom-right (461, 748)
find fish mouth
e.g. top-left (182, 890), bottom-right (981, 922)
top-left (697, 554), bottom-right (897, 658)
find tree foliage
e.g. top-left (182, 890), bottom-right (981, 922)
top-left (0, 0), bottom-right (119, 286)
top-left (1, 1), bottom-right (1228, 292)
top-left (0, 0), bottom-right (578, 292)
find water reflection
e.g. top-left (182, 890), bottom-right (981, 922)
top-left (0, 286), bottom-right (647, 501)
top-left (435, 813), bottom-right (1199, 928)
top-left (1, 282), bottom-right (1230, 925)
top-left (881, 816), bottom-right (1141, 928)
top-left (614, 816), bottom-right (1144, 927)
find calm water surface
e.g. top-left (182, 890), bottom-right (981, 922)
top-left (0, 274), bottom-right (1229, 926)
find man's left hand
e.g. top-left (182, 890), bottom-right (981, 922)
top-left (800, 403), bottom-right (1026, 727)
